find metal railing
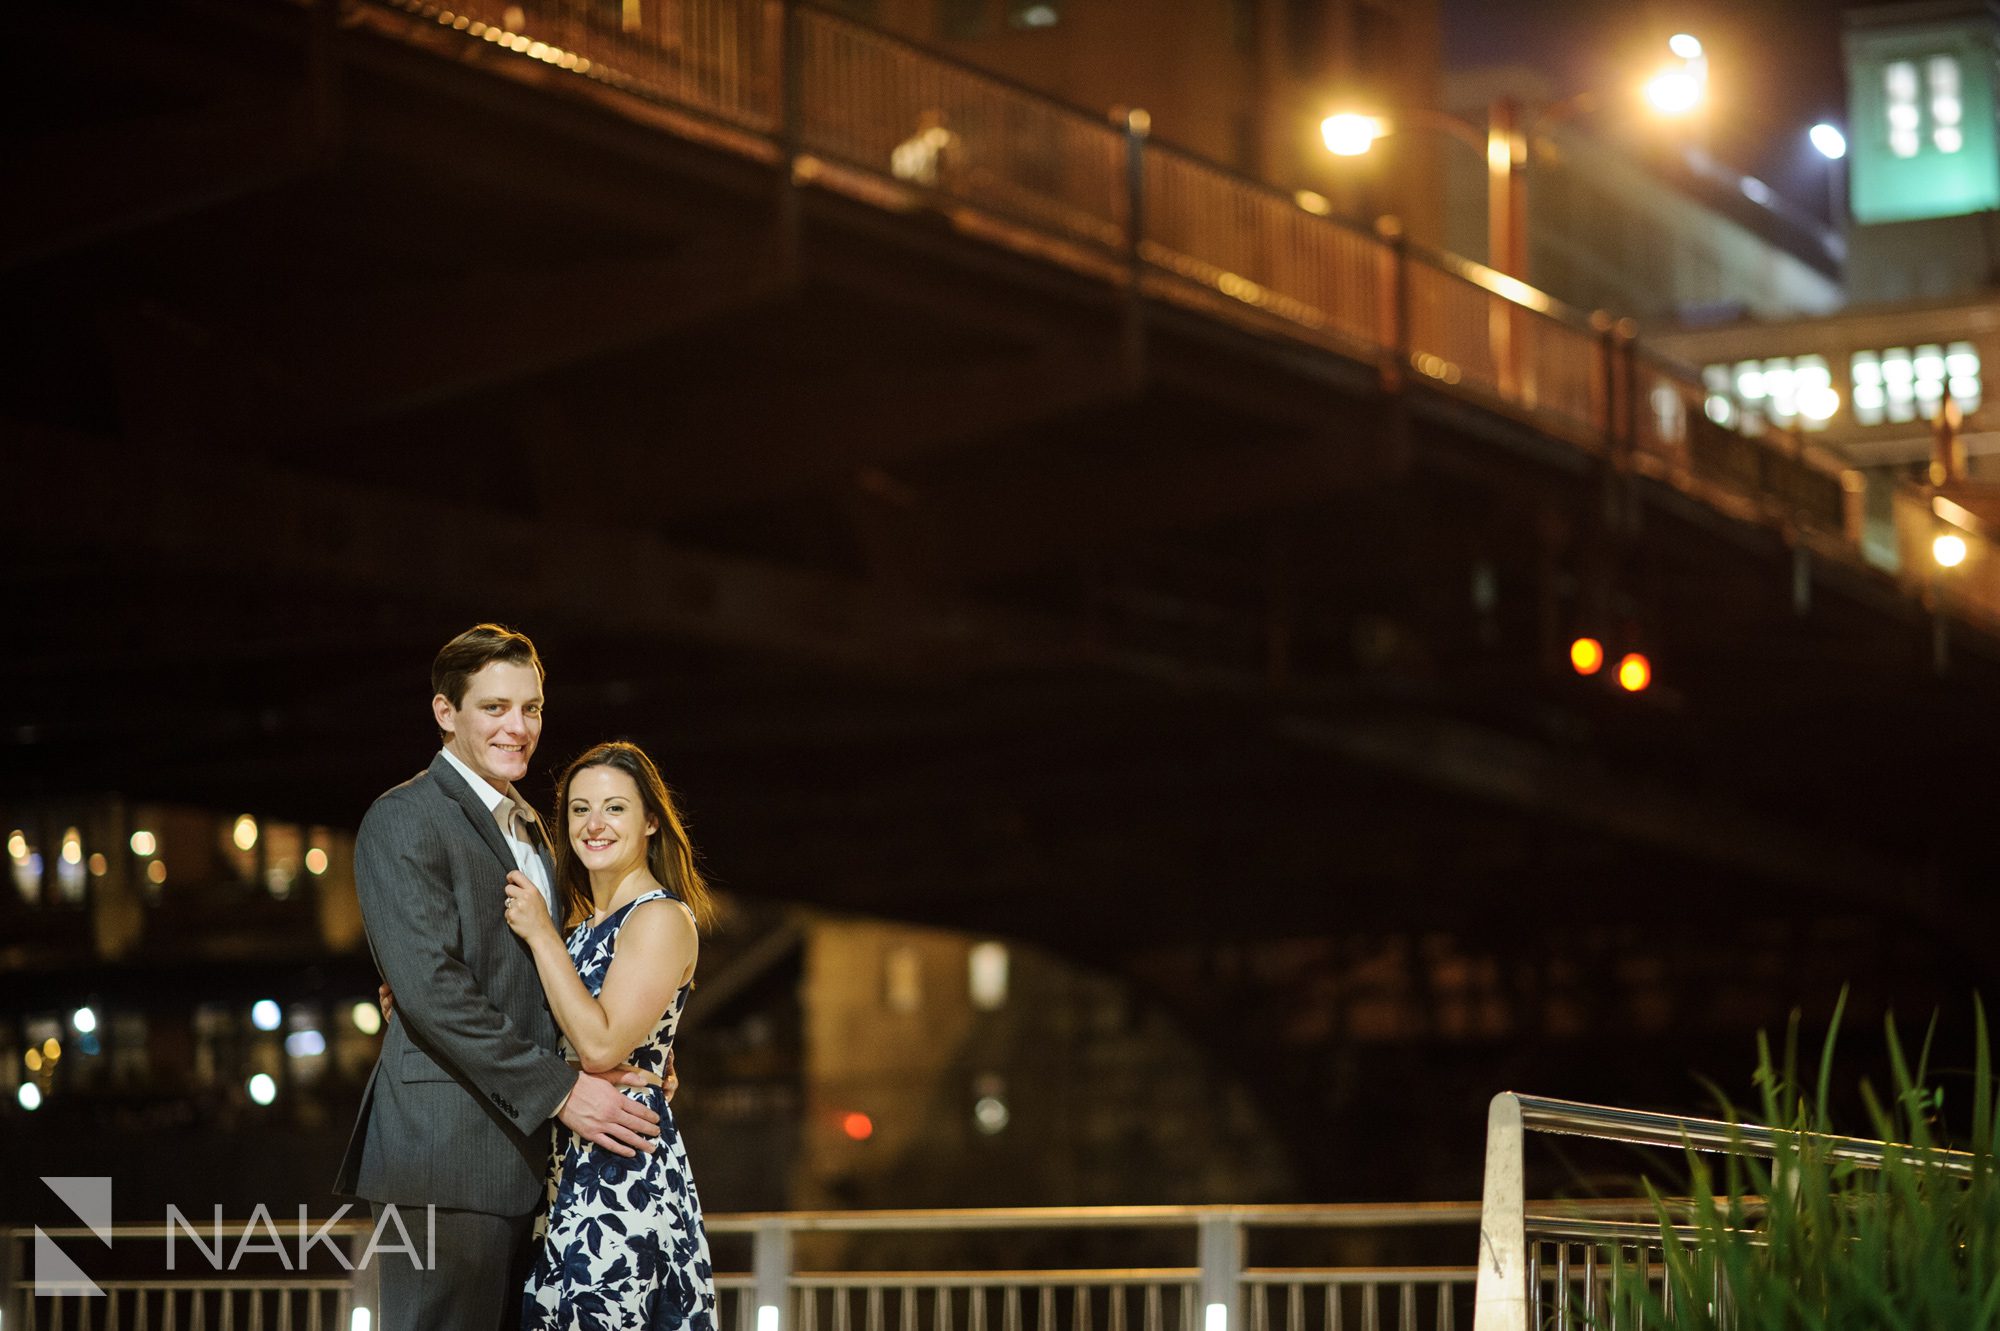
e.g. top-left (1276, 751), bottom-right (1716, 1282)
top-left (339, 0), bottom-right (1994, 630)
top-left (5, 1204), bottom-right (1484, 1331)
top-left (1469, 1091), bottom-right (1978, 1331)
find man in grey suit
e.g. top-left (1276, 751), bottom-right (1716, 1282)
top-left (335, 624), bottom-right (663, 1331)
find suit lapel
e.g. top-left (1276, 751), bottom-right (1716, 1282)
top-left (534, 823), bottom-right (561, 924)
top-left (428, 752), bottom-right (516, 875)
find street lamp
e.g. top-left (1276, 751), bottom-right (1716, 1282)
top-left (1321, 36), bottom-right (1706, 278)
top-left (1810, 121), bottom-right (1848, 228)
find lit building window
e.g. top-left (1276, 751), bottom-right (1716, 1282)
top-left (1711, 354), bottom-right (1835, 433)
top-left (1852, 352), bottom-right (1885, 425)
top-left (1885, 56), bottom-right (1965, 158)
top-left (1887, 60), bottom-right (1921, 158)
top-left (968, 941), bottom-right (1009, 1011)
top-left (1930, 56), bottom-right (1963, 153)
top-left (884, 945), bottom-right (922, 1014)
top-left (1847, 344), bottom-right (1979, 425)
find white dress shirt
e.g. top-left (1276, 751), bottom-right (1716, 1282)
top-left (439, 746), bottom-right (555, 915)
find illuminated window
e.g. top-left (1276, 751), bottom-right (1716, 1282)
top-left (968, 941), bottom-right (1009, 1011)
top-left (1887, 60), bottom-right (1921, 157)
top-left (1848, 344), bottom-right (1980, 424)
top-left (1885, 56), bottom-right (1965, 158)
top-left (1852, 351), bottom-right (1885, 425)
top-left (884, 945), bottom-right (922, 1014)
top-left (1930, 56), bottom-right (1963, 153)
top-left (1710, 354), bottom-right (1835, 433)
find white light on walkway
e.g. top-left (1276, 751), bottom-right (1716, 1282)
top-left (1810, 123), bottom-right (1848, 160)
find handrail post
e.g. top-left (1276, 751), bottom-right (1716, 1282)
top-left (1, 1225), bottom-right (22, 1331)
top-left (1374, 215), bottom-right (1408, 392)
top-left (1119, 106), bottom-right (1151, 388)
top-left (1473, 1093), bottom-right (1529, 1331)
top-left (350, 1222), bottom-right (380, 1330)
top-left (754, 1216), bottom-right (795, 1331)
top-left (775, 0), bottom-right (803, 282)
top-left (1197, 1213), bottom-right (1242, 1331)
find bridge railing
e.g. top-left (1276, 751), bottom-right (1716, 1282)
top-left (6, 1203), bottom-right (1487, 1331)
top-left (351, 0), bottom-right (1999, 630)
top-left (1469, 1091), bottom-right (1976, 1331)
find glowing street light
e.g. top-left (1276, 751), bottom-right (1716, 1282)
top-left (1934, 532), bottom-right (1969, 567)
top-left (1319, 113), bottom-right (1385, 157)
top-left (1810, 123), bottom-right (1848, 160)
top-left (1646, 69), bottom-right (1704, 116)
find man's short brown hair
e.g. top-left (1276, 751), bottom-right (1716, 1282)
top-left (432, 623), bottom-right (544, 711)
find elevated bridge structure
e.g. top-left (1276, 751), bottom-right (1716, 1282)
top-left (9, 0), bottom-right (2000, 1195)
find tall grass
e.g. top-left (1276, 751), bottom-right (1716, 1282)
top-left (1610, 993), bottom-right (2000, 1329)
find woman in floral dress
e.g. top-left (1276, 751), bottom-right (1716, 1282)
top-left (502, 740), bottom-right (718, 1330)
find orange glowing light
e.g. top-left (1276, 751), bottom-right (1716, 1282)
top-left (1569, 637), bottom-right (1605, 675)
top-left (1617, 652), bottom-right (1652, 693)
top-left (841, 1111), bottom-right (874, 1141)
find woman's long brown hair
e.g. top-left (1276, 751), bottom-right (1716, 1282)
top-left (550, 741), bottom-right (715, 933)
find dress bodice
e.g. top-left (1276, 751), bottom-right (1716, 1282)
top-left (560, 888), bottom-right (692, 1082)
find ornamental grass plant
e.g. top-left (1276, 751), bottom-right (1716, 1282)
top-left (1608, 994), bottom-right (2000, 1329)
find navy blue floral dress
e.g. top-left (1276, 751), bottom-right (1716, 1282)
top-left (523, 889), bottom-right (715, 1331)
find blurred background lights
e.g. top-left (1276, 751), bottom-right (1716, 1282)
top-left (6, 831), bottom-right (25, 861)
top-left (232, 815), bottom-right (260, 852)
top-left (71, 1006), bottom-right (97, 1035)
top-left (130, 830), bottom-right (157, 856)
top-left (973, 1095), bottom-right (1010, 1134)
top-left (1569, 637), bottom-right (1605, 675)
top-left (247, 1073), bottom-right (277, 1106)
top-left (351, 1001), bottom-right (383, 1036)
top-left (88, 852), bottom-right (107, 876)
top-left (1810, 122), bottom-right (1848, 160)
top-left (285, 1029), bottom-right (327, 1058)
top-left (42, 1038), bottom-right (61, 1061)
top-left (18, 1083), bottom-right (42, 1111)
top-left (60, 829), bottom-right (82, 865)
top-left (842, 1111), bottom-right (874, 1141)
top-left (1667, 33), bottom-right (1703, 59)
top-left (147, 860), bottom-right (167, 885)
top-left (1617, 653), bottom-right (1653, 693)
top-left (1934, 533), bottom-right (1969, 567)
top-left (251, 999), bottom-right (283, 1032)
top-left (306, 847), bottom-right (330, 876)
top-left (24, 1048), bottom-right (43, 1072)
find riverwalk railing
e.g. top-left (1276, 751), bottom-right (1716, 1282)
top-left (5, 1203), bottom-right (1490, 1331)
top-left (329, 0), bottom-right (1990, 629)
top-left (1469, 1091), bottom-right (1978, 1331)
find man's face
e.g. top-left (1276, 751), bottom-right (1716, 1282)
top-left (433, 660), bottom-right (543, 790)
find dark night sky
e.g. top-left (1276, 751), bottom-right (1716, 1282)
top-left (1442, 0), bottom-right (1850, 220)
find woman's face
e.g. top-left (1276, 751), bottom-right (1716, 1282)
top-left (566, 765), bottom-right (655, 880)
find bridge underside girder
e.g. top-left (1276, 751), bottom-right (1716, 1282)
top-left (9, 4), bottom-right (2000, 1155)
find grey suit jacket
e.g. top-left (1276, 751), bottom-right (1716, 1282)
top-left (333, 753), bottom-right (576, 1216)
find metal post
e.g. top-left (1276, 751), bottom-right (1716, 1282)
top-left (1374, 215), bottom-right (1408, 391)
top-left (1197, 1213), bottom-right (1241, 1331)
top-left (753, 1218), bottom-right (794, 1331)
top-left (1484, 97), bottom-right (1525, 278)
top-left (1120, 107), bottom-right (1151, 389)
top-left (1472, 1093), bottom-right (1527, 1331)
